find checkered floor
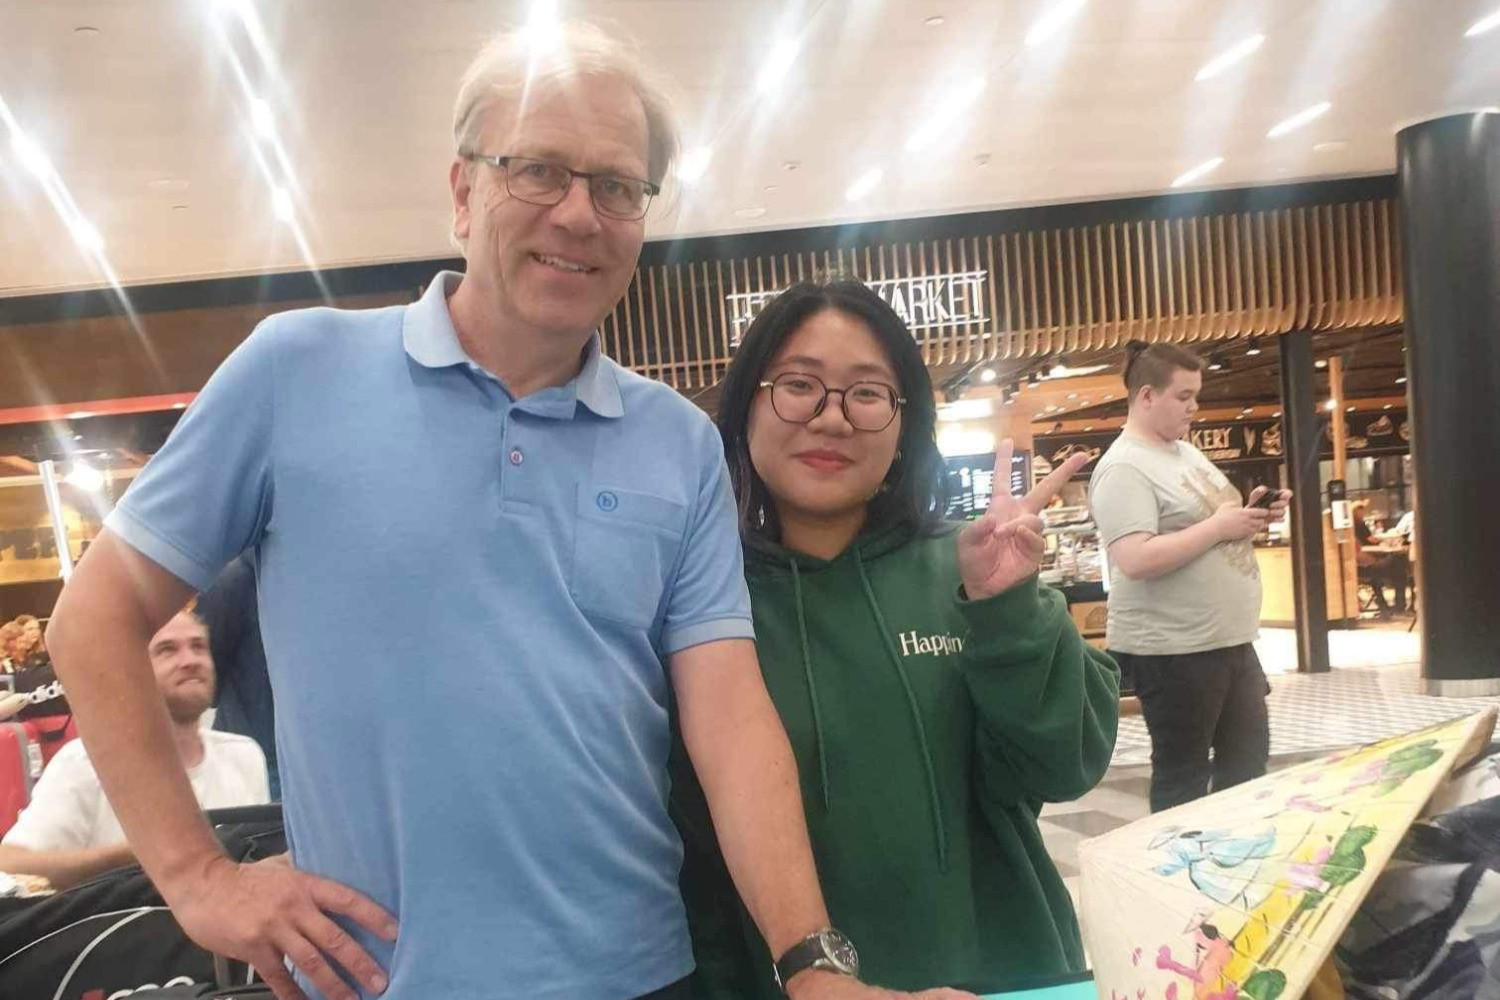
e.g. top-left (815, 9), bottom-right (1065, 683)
top-left (1039, 624), bottom-right (1500, 896)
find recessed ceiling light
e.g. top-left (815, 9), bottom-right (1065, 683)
top-left (1245, 338), bottom-right (1263, 356)
top-left (1084, 426), bottom-right (1093, 431)
top-left (1067, 392), bottom-right (1079, 399)
top-left (1241, 407), bottom-right (1254, 414)
top-left (171, 401), bottom-right (188, 409)
top-left (1383, 404), bottom-right (1393, 410)
top-left (757, 38), bottom-right (799, 95)
top-left (1025, 0), bottom-right (1089, 48)
top-left (74, 25), bottom-right (100, 35)
top-left (781, 161), bottom-right (801, 173)
top-left (980, 367), bottom-right (997, 383)
top-left (1273, 411), bottom-right (1282, 417)
top-left (1268, 101), bottom-right (1332, 139)
top-left (66, 411), bottom-right (96, 420)
top-left (763, 184), bottom-right (778, 192)
top-left (1466, 8), bottom-right (1500, 37)
top-left (1103, 394), bottom-right (1113, 400)
top-left (1396, 376), bottom-right (1407, 384)
top-left (1315, 358), bottom-right (1328, 369)
top-left (1235, 414), bottom-right (1245, 420)
top-left (844, 167), bottom-right (883, 202)
top-left (1347, 405), bottom-right (1357, 412)
top-left (171, 204), bottom-right (189, 211)
top-left (1194, 33), bottom-right (1265, 82)
top-left (1325, 400), bottom-right (1337, 411)
top-left (676, 146), bottom-right (713, 183)
top-left (1313, 140), bottom-right (1348, 154)
top-left (1172, 156), bottom-right (1225, 188)
top-left (924, 15), bottom-right (946, 27)
top-left (733, 206), bottom-right (767, 219)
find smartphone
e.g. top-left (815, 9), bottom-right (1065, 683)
top-left (1248, 487), bottom-right (1279, 510)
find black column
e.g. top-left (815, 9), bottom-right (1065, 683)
top-left (1397, 112), bottom-right (1500, 696)
top-left (1279, 329), bottom-right (1330, 674)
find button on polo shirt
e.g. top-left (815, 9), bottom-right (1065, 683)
top-left (105, 271), bottom-right (754, 1000)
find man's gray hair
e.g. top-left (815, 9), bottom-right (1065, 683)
top-left (452, 21), bottom-right (681, 186)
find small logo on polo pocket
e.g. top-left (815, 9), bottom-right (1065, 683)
top-left (596, 491), bottom-right (619, 512)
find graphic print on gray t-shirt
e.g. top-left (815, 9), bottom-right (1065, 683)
top-left (1087, 433), bottom-right (1263, 655)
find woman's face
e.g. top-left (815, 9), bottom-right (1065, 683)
top-left (746, 308), bottom-right (903, 527)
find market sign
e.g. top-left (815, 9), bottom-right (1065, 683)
top-left (726, 270), bottom-right (990, 344)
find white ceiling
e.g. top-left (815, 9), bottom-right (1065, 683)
top-left (2, 0), bottom-right (1497, 297)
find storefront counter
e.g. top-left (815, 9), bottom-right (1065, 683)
top-left (1255, 513), bottom-right (1360, 626)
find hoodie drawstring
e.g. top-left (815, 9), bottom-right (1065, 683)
top-left (789, 560), bottom-right (831, 811)
top-left (854, 548), bottom-right (950, 872)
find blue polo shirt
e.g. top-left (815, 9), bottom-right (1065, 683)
top-left (105, 272), bottom-right (754, 999)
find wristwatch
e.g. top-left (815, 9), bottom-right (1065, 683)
top-left (773, 927), bottom-right (860, 992)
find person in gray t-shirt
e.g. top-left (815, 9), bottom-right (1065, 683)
top-left (1087, 341), bottom-right (1291, 812)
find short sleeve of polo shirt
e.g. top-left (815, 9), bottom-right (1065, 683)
top-left (105, 320), bottom-right (278, 592)
top-left (660, 425), bottom-right (754, 655)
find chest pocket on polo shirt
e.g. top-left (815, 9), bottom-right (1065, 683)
top-left (570, 487), bottom-right (688, 628)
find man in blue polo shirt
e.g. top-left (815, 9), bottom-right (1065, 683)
top-left (45, 20), bottom-right (969, 1000)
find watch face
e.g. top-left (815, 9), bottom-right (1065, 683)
top-left (819, 929), bottom-right (860, 976)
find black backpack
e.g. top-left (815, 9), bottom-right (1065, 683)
top-left (0, 805), bottom-right (283, 1000)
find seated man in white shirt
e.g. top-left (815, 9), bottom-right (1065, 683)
top-left (0, 609), bottom-right (269, 889)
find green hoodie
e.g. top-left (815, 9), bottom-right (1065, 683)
top-left (672, 522), bottom-right (1120, 996)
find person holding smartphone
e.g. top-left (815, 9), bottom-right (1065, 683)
top-left (1087, 342), bottom-right (1291, 812)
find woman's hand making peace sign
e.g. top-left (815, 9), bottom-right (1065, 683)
top-left (956, 440), bottom-right (1094, 601)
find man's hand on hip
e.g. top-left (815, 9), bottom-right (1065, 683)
top-left (786, 969), bottom-right (981, 1000)
top-left (165, 853), bottom-right (398, 1000)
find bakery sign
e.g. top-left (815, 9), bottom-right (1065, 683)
top-left (726, 270), bottom-right (990, 344)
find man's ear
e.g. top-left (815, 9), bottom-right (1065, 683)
top-left (449, 158), bottom-right (474, 245)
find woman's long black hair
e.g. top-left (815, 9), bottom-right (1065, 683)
top-left (715, 279), bottom-right (948, 545)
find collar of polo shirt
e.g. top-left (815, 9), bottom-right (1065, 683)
top-left (403, 270), bottom-right (625, 419)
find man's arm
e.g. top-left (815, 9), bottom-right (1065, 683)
top-left (0, 841), bottom-right (135, 891)
top-left (670, 639), bottom-right (974, 1000)
top-left (47, 532), bottom-right (395, 1000)
top-left (1108, 491), bottom-right (1285, 581)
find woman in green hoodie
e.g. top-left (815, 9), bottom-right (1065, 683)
top-left (672, 279), bottom-right (1120, 997)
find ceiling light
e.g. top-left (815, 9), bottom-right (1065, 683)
top-left (758, 38), bottom-right (799, 95)
top-left (1315, 358), bottom-right (1328, 369)
top-left (1273, 411), bottom-right (1282, 417)
top-left (1194, 33), bottom-right (1265, 82)
top-left (10, 131), bottom-right (51, 179)
top-left (844, 167), bottom-right (883, 202)
top-left (1067, 392), bottom-right (1079, 400)
top-left (676, 146), bottom-right (713, 183)
top-left (1396, 376), bottom-right (1407, 384)
top-left (904, 76), bottom-right (987, 153)
top-left (733, 206), bottom-right (767, 219)
top-left (66, 411), bottom-right (96, 419)
top-left (64, 461), bottom-right (106, 493)
top-left (1325, 400), bottom-right (1337, 411)
top-left (1267, 101), bottom-right (1332, 139)
top-left (1466, 8), bottom-right (1500, 37)
top-left (1103, 394), bottom-right (1114, 400)
top-left (980, 367), bottom-right (997, 383)
top-left (1236, 414), bottom-right (1245, 420)
top-left (1207, 353), bottom-right (1228, 371)
top-left (1034, 411), bottom-right (1046, 419)
top-left (171, 401), bottom-right (188, 409)
top-left (1383, 404), bottom-right (1393, 410)
top-left (1245, 338), bottom-right (1263, 356)
top-left (523, 0), bottom-right (561, 53)
top-left (1347, 405), bottom-right (1357, 412)
top-left (1312, 140), bottom-right (1348, 154)
top-left (74, 26), bottom-right (100, 35)
top-left (925, 15), bottom-right (946, 27)
top-left (781, 160), bottom-right (801, 171)
top-left (1026, 0), bottom-right (1089, 48)
top-left (68, 219), bottom-right (104, 254)
top-left (763, 184), bottom-right (778, 192)
top-left (1084, 426), bottom-right (1093, 431)
top-left (1171, 156), bottom-right (1225, 188)
top-left (1241, 407), bottom-right (1254, 414)
top-left (250, 97), bottom-right (275, 138)
top-left (272, 186), bottom-right (294, 222)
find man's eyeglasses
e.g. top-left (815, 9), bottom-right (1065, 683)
top-left (462, 153), bottom-right (659, 221)
top-left (758, 372), bottom-right (906, 432)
